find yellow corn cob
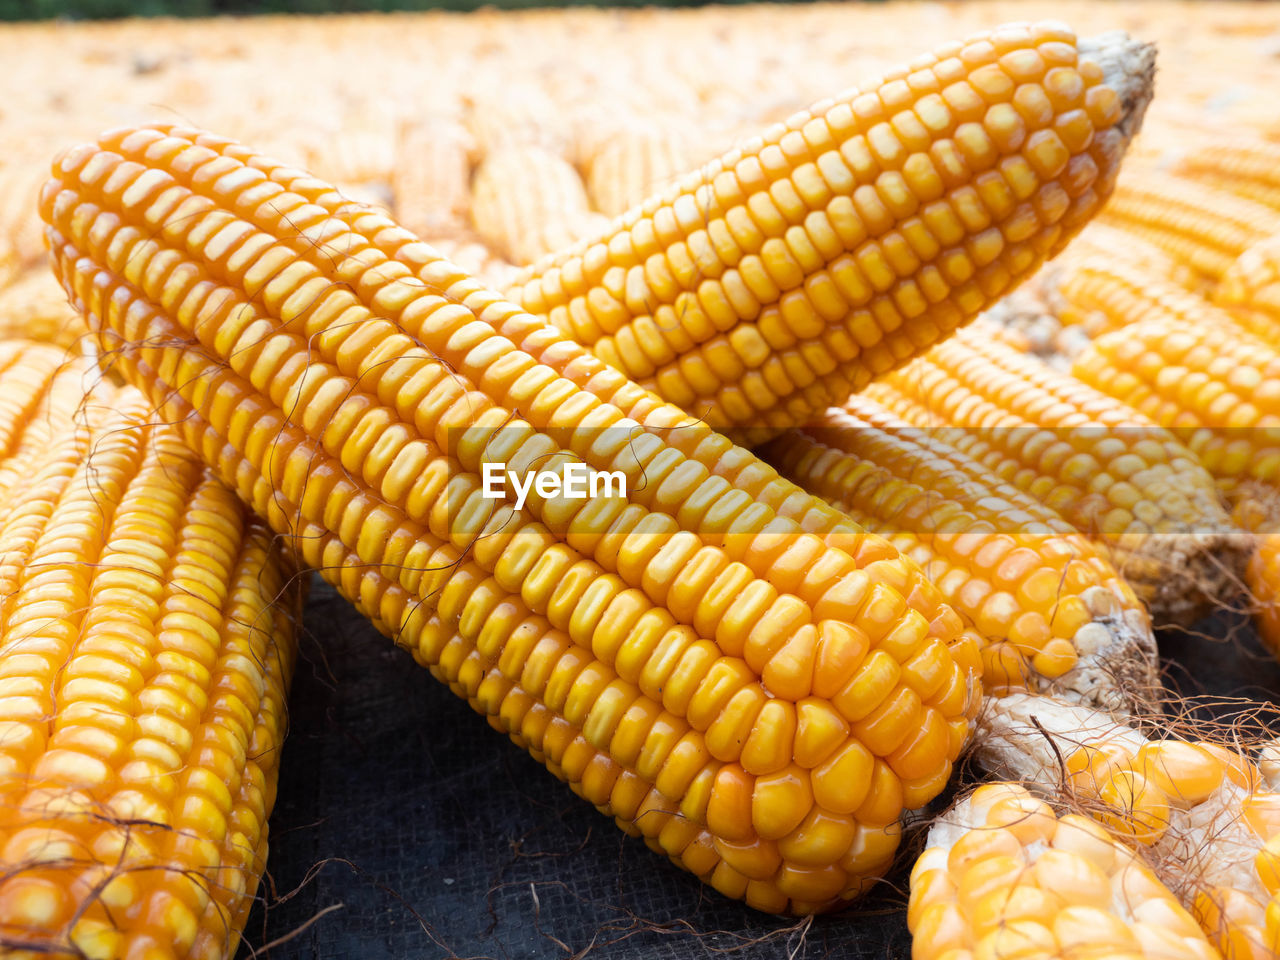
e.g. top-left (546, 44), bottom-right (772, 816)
top-left (0, 161), bottom-right (51, 274)
top-left (471, 145), bottom-right (613, 266)
top-left (585, 123), bottom-right (694, 217)
top-left (507, 24), bottom-right (1155, 444)
top-left (1215, 304), bottom-right (1280, 351)
top-left (1023, 220), bottom-right (1206, 341)
top-left (980, 288), bottom-right (1090, 362)
top-left (303, 127), bottom-right (396, 194)
top-left (757, 399), bottom-right (1155, 712)
top-left (909, 781), bottom-right (1222, 960)
top-left (463, 85), bottom-right (567, 157)
top-left (1216, 233), bottom-right (1280, 329)
top-left (1099, 171), bottom-right (1277, 284)
top-left (392, 118), bottom-right (475, 240)
top-left (1072, 315), bottom-right (1280, 492)
top-left (1178, 139), bottom-right (1280, 213)
top-left (980, 314), bottom-right (1036, 353)
top-left (865, 324), bottom-right (1246, 624)
top-left (0, 233), bottom-right (16, 291)
top-left (1229, 483), bottom-right (1280, 661)
top-left (0, 268), bottom-right (86, 351)
top-left (975, 693), bottom-right (1280, 959)
top-left (1048, 254), bottom-right (1179, 337)
top-left (1053, 220), bottom-right (1204, 289)
top-left (42, 123), bottom-right (986, 914)
top-left (1045, 253), bottom-right (1280, 362)
top-left (0, 340), bottom-right (299, 959)
top-left (1039, 253), bottom-right (1266, 346)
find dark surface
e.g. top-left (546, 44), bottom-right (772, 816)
top-left (0, 0), bottom-right (813, 24)
top-left (235, 577), bottom-right (1280, 960)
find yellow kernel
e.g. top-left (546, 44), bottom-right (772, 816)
top-left (985, 793), bottom-right (1057, 846)
top-left (1243, 793), bottom-right (1280, 840)
top-left (1044, 67), bottom-right (1085, 111)
top-left (853, 759), bottom-right (904, 827)
top-left (752, 764), bottom-right (813, 840)
top-left (1255, 834), bottom-right (1280, 896)
top-left (957, 853), bottom-right (1029, 914)
top-left (1012, 83), bottom-right (1054, 128)
top-left (1054, 906), bottom-right (1139, 952)
top-left (1025, 129), bottom-right (1070, 179)
top-left (910, 902), bottom-right (969, 953)
top-left (969, 884), bottom-right (1061, 938)
top-left (1031, 848), bottom-right (1112, 907)
top-left (707, 764), bottom-right (755, 841)
top-left (741, 699), bottom-right (797, 776)
top-left (1097, 770), bottom-right (1170, 846)
top-left (810, 739), bottom-right (875, 814)
top-left (1134, 741), bottom-right (1224, 809)
top-left (946, 826), bottom-right (1025, 876)
top-left (999, 48), bottom-right (1047, 83)
top-left (776, 807), bottom-right (858, 866)
top-left (984, 103), bottom-right (1027, 155)
top-left (969, 64), bottom-right (1015, 103)
top-left (954, 122), bottom-right (998, 172)
top-left (0, 876), bottom-right (69, 927)
top-left (1085, 85), bottom-right (1121, 128)
top-left (794, 698), bottom-right (850, 768)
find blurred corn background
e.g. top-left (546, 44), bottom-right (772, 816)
top-left (8, 1), bottom-right (1280, 958)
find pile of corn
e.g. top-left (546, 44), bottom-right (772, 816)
top-left (6, 2), bottom-right (1280, 958)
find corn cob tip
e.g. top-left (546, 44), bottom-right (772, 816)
top-left (1135, 527), bottom-right (1254, 627)
top-left (1047, 585), bottom-right (1160, 718)
top-left (970, 692), bottom-right (1147, 791)
top-left (1079, 31), bottom-right (1157, 143)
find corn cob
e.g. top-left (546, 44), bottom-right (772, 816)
top-left (757, 399), bottom-right (1156, 712)
top-left (909, 781), bottom-right (1222, 960)
top-left (1052, 220), bottom-right (1203, 289)
top-left (1177, 139), bottom-right (1280, 213)
top-left (463, 85), bottom-right (567, 157)
top-left (1215, 305), bottom-right (1280, 350)
top-left (1230, 483), bottom-right (1280, 661)
top-left (506, 24), bottom-right (1156, 444)
top-left (1049, 253), bottom-right (1280, 362)
top-left (42, 123), bottom-right (986, 914)
top-left (979, 313), bottom-right (1035, 353)
top-left (1071, 315), bottom-right (1280, 492)
top-left (0, 268), bottom-right (86, 351)
top-left (0, 161), bottom-right (52, 274)
top-left (1216, 233), bottom-right (1280, 330)
top-left (392, 118), bottom-right (475, 240)
top-left (471, 145), bottom-right (612, 266)
top-left (0, 340), bottom-right (299, 959)
top-left (1099, 171), bottom-right (1277, 284)
top-left (1022, 221), bottom-right (1206, 342)
top-left (0, 233), bottom-right (16, 292)
top-left (585, 123), bottom-right (694, 217)
top-left (980, 288), bottom-right (1089, 363)
top-left (974, 693), bottom-right (1280, 959)
top-left (303, 127), bottom-right (396, 195)
top-left (865, 324), bottom-right (1246, 624)
top-left (1039, 254), bottom-right (1262, 344)
top-left (1042, 254), bottom-right (1280, 374)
